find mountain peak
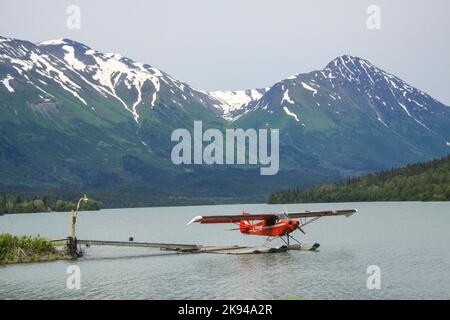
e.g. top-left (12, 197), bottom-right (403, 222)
top-left (38, 38), bottom-right (91, 51)
top-left (325, 54), bottom-right (373, 70)
top-left (38, 39), bottom-right (67, 46)
top-left (0, 35), bottom-right (21, 42)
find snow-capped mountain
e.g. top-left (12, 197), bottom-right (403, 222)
top-left (239, 55), bottom-right (450, 146)
top-left (1, 36), bottom-right (449, 199)
top-left (234, 54), bottom-right (450, 175)
top-left (0, 36), bottom-right (262, 122)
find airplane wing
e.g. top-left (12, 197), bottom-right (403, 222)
top-left (187, 209), bottom-right (357, 225)
top-left (187, 214), bottom-right (278, 225)
top-left (287, 209), bottom-right (357, 219)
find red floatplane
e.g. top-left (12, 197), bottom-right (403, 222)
top-left (187, 208), bottom-right (357, 247)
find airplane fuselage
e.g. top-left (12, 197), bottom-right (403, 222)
top-left (240, 218), bottom-right (300, 237)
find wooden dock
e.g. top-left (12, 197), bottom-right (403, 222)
top-left (77, 239), bottom-right (200, 252)
top-left (65, 239), bottom-right (320, 255)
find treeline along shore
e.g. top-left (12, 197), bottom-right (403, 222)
top-left (1, 155), bottom-right (448, 214)
top-left (269, 155), bottom-right (450, 204)
top-left (0, 195), bottom-right (100, 214)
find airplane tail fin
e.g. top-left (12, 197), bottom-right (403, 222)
top-left (239, 211), bottom-right (251, 233)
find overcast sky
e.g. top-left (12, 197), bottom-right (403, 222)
top-left (1, 0), bottom-right (449, 104)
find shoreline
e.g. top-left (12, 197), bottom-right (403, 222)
top-left (0, 251), bottom-right (71, 265)
top-left (1, 200), bottom-right (449, 216)
top-left (0, 234), bottom-right (71, 265)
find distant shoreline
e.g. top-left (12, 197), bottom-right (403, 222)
top-left (0, 196), bottom-right (100, 215)
top-left (1, 200), bottom-right (449, 216)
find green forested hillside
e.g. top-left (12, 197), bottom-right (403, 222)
top-left (268, 155), bottom-right (450, 203)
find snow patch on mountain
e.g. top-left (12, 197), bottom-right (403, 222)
top-left (377, 117), bottom-right (389, 128)
top-left (29, 52), bottom-right (87, 105)
top-left (283, 106), bottom-right (300, 122)
top-left (2, 55), bottom-right (34, 74)
top-left (39, 39), bottom-right (67, 46)
top-left (62, 45), bottom-right (86, 71)
top-left (208, 89), bottom-right (266, 120)
top-left (301, 82), bottom-right (317, 96)
top-left (1, 74), bottom-right (14, 92)
top-left (84, 50), bottom-right (164, 120)
top-left (414, 119), bottom-right (430, 131)
top-left (398, 102), bottom-right (412, 117)
top-left (281, 89), bottom-right (294, 104)
top-left (29, 81), bottom-right (54, 97)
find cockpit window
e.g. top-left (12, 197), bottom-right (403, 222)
top-left (277, 213), bottom-right (288, 220)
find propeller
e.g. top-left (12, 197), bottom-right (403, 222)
top-left (297, 225), bottom-right (306, 235)
top-left (283, 206), bottom-right (306, 235)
